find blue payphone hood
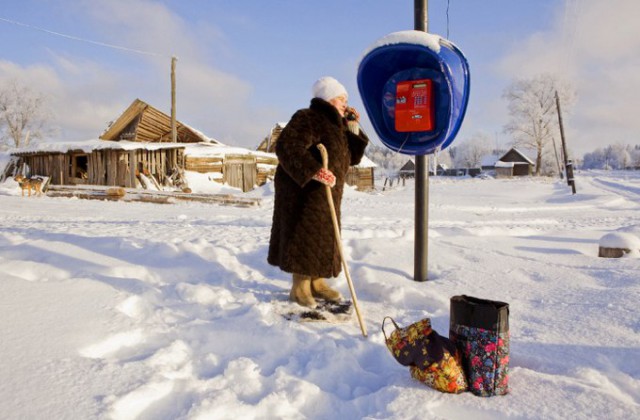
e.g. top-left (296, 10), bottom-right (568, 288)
top-left (357, 30), bottom-right (470, 155)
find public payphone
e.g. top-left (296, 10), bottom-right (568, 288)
top-left (395, 79), bottom-right (435, 132)
top-left (357, 30), bottom-right (470, 155)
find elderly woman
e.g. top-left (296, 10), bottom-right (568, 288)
top-left (268, 76), bottom-right (369, 308)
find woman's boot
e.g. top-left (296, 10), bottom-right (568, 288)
top-left (311, 278), bottom-right (342, 302)
top-left (290, 274), bottom-right (317, 308)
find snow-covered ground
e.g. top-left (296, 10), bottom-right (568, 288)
top-left (1, 170), bottom-right (639, 419)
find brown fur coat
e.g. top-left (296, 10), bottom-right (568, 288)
top-left (267, 98), bottom-right (369, 278)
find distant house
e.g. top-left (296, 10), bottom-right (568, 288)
top-left (398, 159), bottom-right (415, 178)
top-left (397, 159), bottom-right (454, 177)
top-left (257, 121), bottom-right (376, 191)
top-left (346, 155), bottom-right (376, 191)
top-left (494, 148), bottom-right (535, 178)
top-left (9, 99), bottom-right (278, 192)
top-left (481, 153), bottom-right (502, 172)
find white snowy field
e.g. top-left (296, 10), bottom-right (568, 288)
top-left (1, 170), bottom-right (639, 420)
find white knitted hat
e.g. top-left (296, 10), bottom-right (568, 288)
top-left (312, 76), bottom-right (348, 101)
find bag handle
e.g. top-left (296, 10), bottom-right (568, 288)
top-left (381, 316), bottom-right (401, 341)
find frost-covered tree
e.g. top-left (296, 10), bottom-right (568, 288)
top-left (582, 144), bottom-right (634, 170)
top-left (503, 73), bottom-right (575, 175)
top-left (582, 148), bottom-right (606, 169)
top-left (615, 144), bottom-right (632, 169)
top-left (0, 81), bottom-right (51, 148)
top-left (366, 143), bottom-right (410, 175)
top-left (452, 131), bottom-right (492, 169)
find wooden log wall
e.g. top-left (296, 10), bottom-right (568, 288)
top-left (346, 167), bottom-right (374, 191)
top-left (223, 155), bottom-right (257, 192)
top-left (255, 155), bottom-right (278, 186)
top-left (184, 156), bottom-right (224, 173)
top-left (256, 166), bottom-right (275, 186)
top-left (18, 153), bottom-right (67, 185)
top-left (16, 147), bottom-right (185, 189)
top-left (88, 151), bottom-right (104, 185)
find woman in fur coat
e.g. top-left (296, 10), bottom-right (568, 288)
top-left (268, 76), bottom-right (369, 307)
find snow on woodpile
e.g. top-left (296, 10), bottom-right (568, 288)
top-left (182, 142), bottom-right (274, 159)
top-left (598, 227), bottom-right (640, 258)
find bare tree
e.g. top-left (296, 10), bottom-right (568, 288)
top-left (452, 131), bottom-right (492, 169)
top-left (503, 73), bottom-right (575, 175)
top-left (0, 81), bottom-right (51, 148)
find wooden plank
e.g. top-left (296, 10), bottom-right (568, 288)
top-left (100, 99), bottom-right (148, 140)
top-left (106, 151), bottom-right (114, 185)
top-left (129, 150), bottom-right (137, 188)
top-left (45, 185), bottom-right (261, 207)
top-left (159, 151), bottom-right (166, 184)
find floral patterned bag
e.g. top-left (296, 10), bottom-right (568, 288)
top-left (449, 295), bottom-right (510, 397)
top-left (382, 317), bottom-right (468, 394)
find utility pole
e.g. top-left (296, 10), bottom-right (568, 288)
top-left (551, 136), bottom-right (564, 180)
top-left (171, 56), bottom-right (178, 143)
top-left (414, 0), bottom-right (429, 282)
top-left (555, 90), bottom-right (576, 194)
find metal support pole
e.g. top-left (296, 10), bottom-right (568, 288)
top-left (414, 0), bottom-right (429, 282)
top-left (415, 155), bottom-right (429, 282)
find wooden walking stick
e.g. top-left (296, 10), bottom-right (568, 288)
top-left (317, 144), bottom-right (368, 337)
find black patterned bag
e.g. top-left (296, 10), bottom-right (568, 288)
top-left (449, 295), bottom-right (510, 397)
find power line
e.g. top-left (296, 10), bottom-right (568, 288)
top-left (557, 0), bottom-right (583, 75)
top-left (0, 16), bottom-right (168, 58)
top-left (446, 0), bottom-right (451, 38)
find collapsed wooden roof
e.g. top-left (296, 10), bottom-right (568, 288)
top-left (100, 98), bottom-right (218, 144)
top-left (257, 122), bottom-right (287, 153)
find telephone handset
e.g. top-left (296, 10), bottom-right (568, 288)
top-left (394, 79), bottom-right (435, 132)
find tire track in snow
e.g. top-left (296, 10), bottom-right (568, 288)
top-left (587, 176), bottom-right (640, 202)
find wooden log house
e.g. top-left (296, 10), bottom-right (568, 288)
top-left (494, 148), bottom-right (535, 178)
top-left (9, 99), bottom-right (279, 192)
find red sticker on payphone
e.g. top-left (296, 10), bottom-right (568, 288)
top-left (395, 79), bottom-right (435, 132)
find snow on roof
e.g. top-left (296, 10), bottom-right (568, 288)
top-left (361, 30), bottom-right (442, 59)
top-left (513, 148), bottom-right (535, 165)
top-left (10, 139), bottom-right (276, 162)
top-left (356, 155), bottom-right (377, 168)
top-left (182, 124), bottom-right (222, 145)
top-left (11, 139), bottom-right (188, 154)
top-left (495, 161), bottom-right (515, 168)
top-left (481, 154), bottom-right (501, 167)
top-left (183, 142), bottom-right (275, 159)
top-left (502, 147), bottom-right (535, 165)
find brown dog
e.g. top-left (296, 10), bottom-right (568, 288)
top-left (14, 174), bottom-right (43, 197)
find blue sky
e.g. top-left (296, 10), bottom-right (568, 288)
top-left (1, 0), bottom-right (638, 156)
